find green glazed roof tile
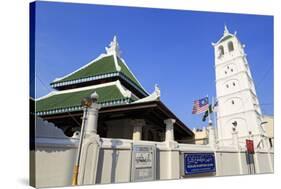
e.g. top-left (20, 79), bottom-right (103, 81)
top-left (53, 55), bottom-right (116, 83)
top-left (36, 85), bottom-right (128, 113)
top-left (51, 55), bottom-right (146, 94)
top-left (117, 57), bottom-right (143, 89)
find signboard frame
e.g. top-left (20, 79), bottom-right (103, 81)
top-left (130, 144), bottom-right (156, 182)
top-left (181, 152), bottom-right (216, 176)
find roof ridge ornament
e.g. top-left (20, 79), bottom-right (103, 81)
top-left (154, 84), bottom-right (161, 99)
top-left (224, 24), bottom-right (230, 36)
top-left (105, 35), bottom-right (121, 57)
top-left (132, 84), bottom-right (160, 104)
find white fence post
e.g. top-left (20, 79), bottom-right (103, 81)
top-left (163, 118), bottom-right (180, 180)
top-left (261, 134), bottom-right (274, 172)
top-left (207, 122), bottom-right (216, 148)
top-left (232, 129), bottom-right (245, 174)
top-left (232, 129), bottom-right (239, 149)
top-left (164, 119), bottom-right (175, 142)
top-left (78, 92), bottom-right (101, 185)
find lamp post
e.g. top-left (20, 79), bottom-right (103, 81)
top-left (72, 96), bottom-right (93, 186)
top-left (259, 121), bottom-right (268, 133)
top-left (260, 121), bottom-right (269, 149)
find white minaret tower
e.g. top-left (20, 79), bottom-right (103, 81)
top-left (212, 26), bottom-right (264, 147)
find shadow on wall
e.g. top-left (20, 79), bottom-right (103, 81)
top-left (35, 146), bottom-right (75, 153)
top-left (156, 148), bottom-right (160, 180)
top-left (96, 139), bottom-right (124, 184)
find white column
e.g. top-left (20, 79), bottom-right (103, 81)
top-left (163, 118), bottom-right (179, 180)
top-left (131, 119), bottom-right (145, 141)
top-left (232, 129), bottom-right (245, 174)
top-left (260, 135), bottom-right (274, 172)
top-left (207, 122), bottom-right (216, 147)
top-left (84, 92), bottom-right (100, 135)
top-left (78, 92), bottom-right (101, 185)
top-left (164, 118), bottom-right (176, 142)
top-left (232, 129), bottom-right (239, 149)
top-left (267, 148), bottom-right (274, 172)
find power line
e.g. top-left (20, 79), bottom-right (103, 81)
top-left (35, 73), bottom-right (81, 127)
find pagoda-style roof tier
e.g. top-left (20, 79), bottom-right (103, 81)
top-left (36, 81), bottom-right (138, 116)
top-left (51, 54), bottom-right (148, 98)
top-left (50, 36), bottom-right (148, 98)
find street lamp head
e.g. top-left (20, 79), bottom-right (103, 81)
top-left (91, 91), bottom-right (99, 102)
top-left (81, 97), bottom-right (92, 108)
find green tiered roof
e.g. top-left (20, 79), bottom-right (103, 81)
top-left (36, 36), bottom-right (147, 116)
top-left (35, 36), bottom-right (193, 139)
top-left (51, 55), bottom-right (144, 91)
top-left (53, 55), bottom-right (116, 83)
top-left (36, 82), bottom-right (137, 116)
top-left (50, 36), bottom-right (147, 97)
top-left (117, 57), bottom-right (141, 88)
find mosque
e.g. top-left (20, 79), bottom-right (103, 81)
top-left (32, 26), bottom-right (274, 188)
top-left (35, 26), bottom-right (273, 148)
top-left (35, 36), bottom-right (194, 143)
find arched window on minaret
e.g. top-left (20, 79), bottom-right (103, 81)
top-left (218, 45), bottom-right (224, 57)
top-left (228, 41), bottom-right (234, 52)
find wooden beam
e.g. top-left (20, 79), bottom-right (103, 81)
top-left (100, 103), bottom-right (157, 113)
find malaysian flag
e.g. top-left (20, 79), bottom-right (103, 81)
top-left (192, 97), bottom-right (209, 114)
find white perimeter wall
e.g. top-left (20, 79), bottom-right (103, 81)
top-left (34, 136), bottom-right (274, 188)
top-left (33, 139), bottom-right (78, 188)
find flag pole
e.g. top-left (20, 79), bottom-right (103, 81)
top-left (212, 96), bottom-right (218, 142)
top-left (207, 95), bottom-right (212, 125)
top-left (212, 96), bottom-right (215, 125)
top-left (212, 96), bottom-right (217, 128)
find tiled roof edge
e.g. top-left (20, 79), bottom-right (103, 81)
top-left (36, 98), bottom-right (132, 116)
top-left (50, 72), bottom-right (119, 87)
top-left (51, 53), bottom-right (112, 84)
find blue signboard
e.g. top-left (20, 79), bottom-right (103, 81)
top-left (184, 153), bottom-right (216, 175)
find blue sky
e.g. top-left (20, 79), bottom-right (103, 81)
top-left (33, 1), bottom-right (273, 129)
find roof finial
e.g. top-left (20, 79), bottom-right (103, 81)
top-left (105, 35), bottom-right (121, 57)
top-left (224, 24), bottom-right (229, 35)
top-left (113, 35), bottom-right (117, 43)
top-left (154, 84), bottom-right (161, 98)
